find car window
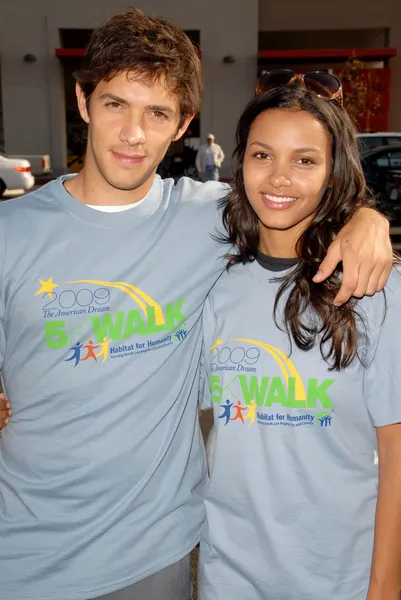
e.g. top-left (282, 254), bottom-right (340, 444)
top-left (359, 136), bottom-right (386, 152)
top-left (389, 150), bottom-right (401, 168)
top-left (372, 153), bottom-right (390, 168)
top-left (387, 137), bottom-right (401, 145)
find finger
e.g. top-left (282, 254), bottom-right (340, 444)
top-left (313, 239), bottom-right (342, 283)
top-left (0, 399), bottom-right (11, 418)
top-left (365, 262), bottom-right (391, 296)
top-left (377, 263), bottom-right (393, 292)
top-left (333, 261), bottom-right (359, 306)
top-left (0, 395), bottom-right (9, 411)
top-left (351, 260), bottom-right (373, 298)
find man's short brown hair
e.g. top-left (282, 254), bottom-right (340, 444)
top-left (75, 7), bottom-right (203, 118)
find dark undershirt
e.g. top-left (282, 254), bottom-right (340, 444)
top-left (256, 251), bottom-right (299, 272)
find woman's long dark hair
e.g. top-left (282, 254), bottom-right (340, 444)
top-left (221, 85), bottom-right (375, 370)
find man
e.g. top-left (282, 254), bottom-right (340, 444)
top-left (0, 7), bottom-right (392, 600)
top-left (196, 133), bottom-right (225, 181)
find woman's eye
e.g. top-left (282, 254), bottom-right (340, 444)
top-left (297, 157), bottom-right (314, 165)
top-left (254, 152), bottom-right (269, 160)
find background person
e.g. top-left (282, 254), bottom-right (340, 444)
top-left (196, 134), bottom-right (225, 181)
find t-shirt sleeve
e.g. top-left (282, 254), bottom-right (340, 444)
top-left (0, 219), bottom-right (5, 370)
top-left (364, 293), bottom-right (401, 427)
top-left (0, 313), bottom-right (4, 370)
top-left (199, 295), bottom-right (216, 410)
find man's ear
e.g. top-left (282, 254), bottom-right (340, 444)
top-left (76, 83), bottom-right (90, 124)
top-left (173, 113), bottom-right (195, 142)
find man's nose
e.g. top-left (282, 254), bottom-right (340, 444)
top-left (120, 115), bottom-right (146, 145)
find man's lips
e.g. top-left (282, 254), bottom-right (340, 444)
top-left (111, 151), bottom-right (146, 164)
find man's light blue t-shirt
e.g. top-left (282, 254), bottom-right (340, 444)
top-left (0, 175), bottom-right (228, 599)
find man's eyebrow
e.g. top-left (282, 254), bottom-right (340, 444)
top-left (147, 105), bottom-right (176, 116)
top-left (97, 96), bottom-right (176, 116)
top-left (99, 93), bottom-right (129, 106)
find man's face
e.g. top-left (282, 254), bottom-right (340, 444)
top-left (76, 72), bottom-right (193, 193)
top-left (207, 137), bottom-right (213, 146)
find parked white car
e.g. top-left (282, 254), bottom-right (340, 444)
top-left (8, 153), bottom-right (51, 176)
top-left (0, 154), bottom-right (35, 197)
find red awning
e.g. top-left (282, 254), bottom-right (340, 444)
top-left (56, 48), bottom-right (85, 57)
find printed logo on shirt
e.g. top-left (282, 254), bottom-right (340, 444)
top-left (209, 337), bottom-right (334, 429)
top-left (35, 277), bottom-right (187, 366)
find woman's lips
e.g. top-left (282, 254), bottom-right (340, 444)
top-left (262, 192), bottom-right (298, 209)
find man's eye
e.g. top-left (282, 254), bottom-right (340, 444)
top-left (106, 102), bottom-right (122, 109)
top-left (152, 111), bottom-right (168, 119)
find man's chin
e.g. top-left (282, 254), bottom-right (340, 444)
top-left (104, 169), bottom-right (156, 193)
top-left (107, 180), bottom-right (148, 192)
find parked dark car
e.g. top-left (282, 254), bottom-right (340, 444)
top-left (157, 145), bottom-right (198, 182)
top-left (357, 132), bottom-right (401, 154)
top-left (361, 144), bottom-right (401, 223)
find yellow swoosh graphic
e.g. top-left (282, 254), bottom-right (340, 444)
top-left (232, 338), bottom-right (306, 401)
top-left (67, 279), bottom-right (165, 325)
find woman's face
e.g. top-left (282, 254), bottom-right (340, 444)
top-left (243, 108), bottom-right (332, 244)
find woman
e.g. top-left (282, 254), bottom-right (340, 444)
top-left (200, 72), bottom-right (401, 600)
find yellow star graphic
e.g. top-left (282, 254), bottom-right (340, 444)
top-left (211, 336), bottom-right (224, 351)
top-left (35, 277), bottom-right (59, 299)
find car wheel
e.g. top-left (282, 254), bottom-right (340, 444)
top-left (184, 165), bottom-right (198, 179)
top-left (0, 180), bottom-right (6, 198)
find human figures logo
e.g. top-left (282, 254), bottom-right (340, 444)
top-left (219, 399), bottom-right (235, 425)
top-left (174, 329), bottom-right (188, 342)
top-left (243, 400), bottom-right (257, 426)
top-left (95, 337), bottom-right (112, 363)
top-left (64, 342), bottom-right (85, 367)
top-left (230, 400), bottom-right (248, 424)
top-left (81, 340), bottom-right (101, 362)
top-left (317, 412), bottom-right (333, 427)
top-left (218, 398), bottom-right (257, 426)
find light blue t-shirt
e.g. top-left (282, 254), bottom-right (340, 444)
top-left (200, 256), bottom-right (401, 600)
top-left (0, 175), bottom-right (228, 599)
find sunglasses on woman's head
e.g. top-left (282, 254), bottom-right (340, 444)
top-left (255, 69), bottom-right (343, 107)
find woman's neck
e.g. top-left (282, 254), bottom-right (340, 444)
top-left (257, 212), bottom-right (317, 258)
top-left (258, 226), bottom-right (298, 259)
